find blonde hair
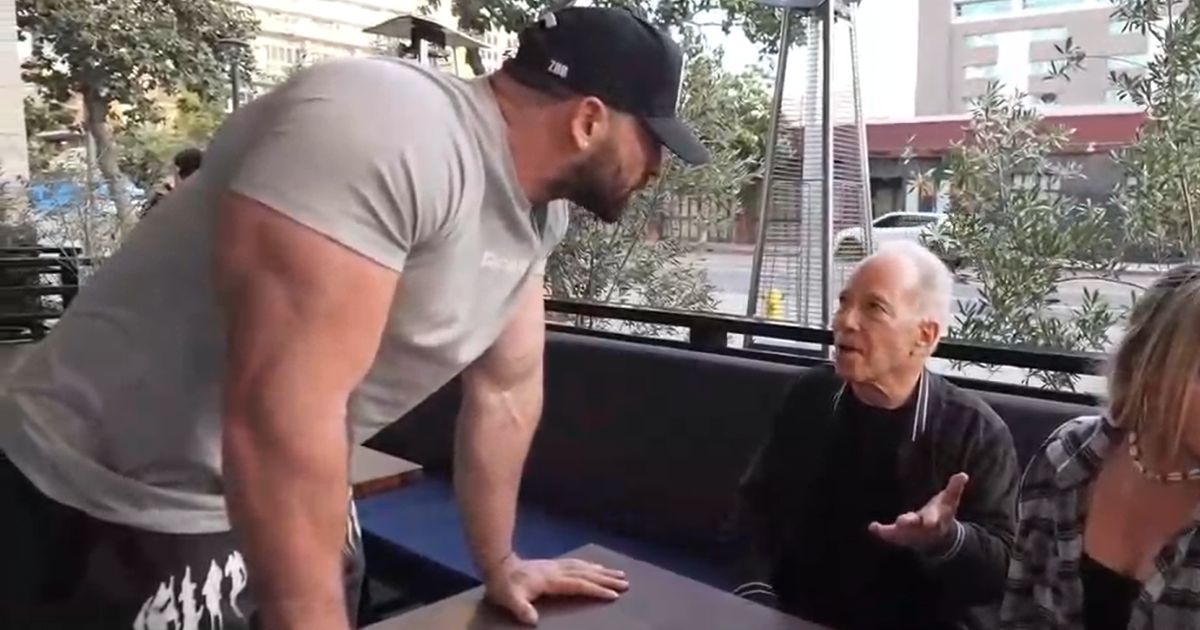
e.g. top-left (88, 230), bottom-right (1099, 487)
top-left (1108, 264), bottom-right (1200, 461)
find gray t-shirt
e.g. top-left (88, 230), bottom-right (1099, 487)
top-left (0, 58), bottom-right (567, 534)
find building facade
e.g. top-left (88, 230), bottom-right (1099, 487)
top-left (479, 30), bottom-right (519, 72)
top-left (0, 0), bottom-right (27, 182)
top-left (238, 0), bottom-right (514, 88)
top-left (239, 0), bottom-right (448, 83)
top-left (916, 0), bottom-right (1153, 115)
top-left (865, 110), bottom-right (1144, 216)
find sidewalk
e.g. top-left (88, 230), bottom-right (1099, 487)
top-left (693, 242), bottom-right (1173, 278)
top-left (695, 242), bottom-right (756, 255)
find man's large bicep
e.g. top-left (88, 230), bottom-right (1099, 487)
top-left (215, 193), bottom-right (399, 421)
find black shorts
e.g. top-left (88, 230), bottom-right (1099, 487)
top-left (0, 452), bottom-right (365, 630)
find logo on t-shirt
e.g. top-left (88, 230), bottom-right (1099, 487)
top-left (481, 251), bottom-right (528, 274)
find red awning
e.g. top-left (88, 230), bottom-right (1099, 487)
top-left (864, 110), bottom-right (1146, 159)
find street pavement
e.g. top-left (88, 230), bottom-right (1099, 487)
top-left (694, 250), bottom-right (1146, 324)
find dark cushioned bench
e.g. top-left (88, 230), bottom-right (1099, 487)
top-left (360, 331), bottom-right (1098, 603)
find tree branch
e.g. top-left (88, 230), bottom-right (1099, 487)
top-left (1054, 275), bottom-right (1149, 292)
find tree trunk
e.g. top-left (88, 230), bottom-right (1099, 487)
top-left (465, 48), bottom-right (487, 77)
top-left (81, 88), bottom-right (134, 236)
top-left (451, 0), bottom-right (489, 76)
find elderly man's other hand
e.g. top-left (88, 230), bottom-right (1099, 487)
top-left (869, 473), bottom-right (969, 552)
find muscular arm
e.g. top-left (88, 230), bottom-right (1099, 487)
top-left (454, 276), bottom-right (546, 579)
top-left (216, 193), bottom-right (399, 630)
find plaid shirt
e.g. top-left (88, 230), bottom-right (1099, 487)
top-left (1001, 415), bottom-right (1200, 629)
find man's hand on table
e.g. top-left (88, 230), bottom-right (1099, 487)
top-left (868, 472), bottom-right (969, 554)
top-left (484, 554), bottom-right (630, 625)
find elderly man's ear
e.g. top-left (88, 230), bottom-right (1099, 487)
top-left (913, 320), bottom-right (941, 356)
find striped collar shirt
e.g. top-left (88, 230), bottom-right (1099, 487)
top-left (1001, 415), bottom-right (1200, 630)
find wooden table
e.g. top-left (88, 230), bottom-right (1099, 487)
top-left (350, 445), bottom-right (423, 498)
top-left (364, 544), bottom-right (826, 629)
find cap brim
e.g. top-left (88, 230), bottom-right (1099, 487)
top-left (644, 117), bottom-right (711, 166)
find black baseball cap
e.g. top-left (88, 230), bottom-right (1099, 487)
top-left (505, 6), bottom-right (711, 166)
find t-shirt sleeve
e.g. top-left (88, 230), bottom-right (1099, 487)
top-left (532, 201), bottom-right (571, 276)
top-left (227, 60), bottom-right (466, 272)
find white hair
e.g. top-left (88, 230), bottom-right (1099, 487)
top-left (860, 240), bottom-right (954, 337)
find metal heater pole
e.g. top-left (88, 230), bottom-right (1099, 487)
top-left (820, 0), bottom-right (835, 352)
top-left (849, 3), bottom-right (874, 255)
top-left (230, 58), bottom-right (241, 111)
top-left (745, 9), bottom-right (794, 319)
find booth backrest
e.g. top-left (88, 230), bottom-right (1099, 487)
top-left (367, 331), bottom-right (1098, 552)
top-left (973, 389), bottom-right (1097, 467)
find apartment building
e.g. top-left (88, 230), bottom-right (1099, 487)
top-left (480, 30), bottom-right (519, 72)
top-left (0, 0), bottom-right (26, 182)
top-left (238, 0), bottom-right (484, 86)
top-left (916, 0), bottom-right (1153, 115)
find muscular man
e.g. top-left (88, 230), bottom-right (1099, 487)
top-left (736, 243), bottom-right (1018, 630)
top-left (0, 7), bottom-right (708, 630)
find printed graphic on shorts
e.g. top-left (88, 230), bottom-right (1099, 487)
top-left (132, 551), bottom-right (248, 630)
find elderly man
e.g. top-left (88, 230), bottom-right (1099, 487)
top-left (736, 242), bottom-right (1018, 630)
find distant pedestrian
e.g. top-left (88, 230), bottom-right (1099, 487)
top-left (172, 147), bottom-right (203, 184)
top-left (139, 147), bottom-right (203, 217)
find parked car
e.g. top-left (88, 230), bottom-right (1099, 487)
top-left (834, 211), bottom-right (947, 260)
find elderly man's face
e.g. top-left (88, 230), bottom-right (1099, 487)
top-left (832, 255), bottom-right (934, 385)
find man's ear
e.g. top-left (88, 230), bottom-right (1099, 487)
top-left (568, 96), bottom-right (610, 153)
top-left (916, 319), bottom-right (941, 354)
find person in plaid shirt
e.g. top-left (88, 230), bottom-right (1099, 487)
top-left (1002, 264), bottom-right (1200, 630)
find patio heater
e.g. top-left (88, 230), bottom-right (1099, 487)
top-left (364, 14), bottom-right (490, 76)
top-left (744, 0), bottom-right (873, 352)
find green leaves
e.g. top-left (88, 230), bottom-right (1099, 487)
top-left (932, 84), bottom-right (1125, 390)
top-left (17, 0), bottom-right (258, 230)
top-left (434, 0), bottom-right (796, 61)
top-left (18, 0), bottom-right (259, 106)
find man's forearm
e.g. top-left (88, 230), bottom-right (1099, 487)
top-left (454, 382), bottom-right (540, 578)
top-left (223, 402), bottom-right (351, 630)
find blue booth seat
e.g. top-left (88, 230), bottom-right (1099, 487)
top-left (360, 331), bottom-right (1097, 605)
top-left (358, 477), bottom-right (734, 591)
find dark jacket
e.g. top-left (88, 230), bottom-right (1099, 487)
top-left (138, 181), bottom-right (174, 218)
top-left (736, 366), bottom-right (1019, 629)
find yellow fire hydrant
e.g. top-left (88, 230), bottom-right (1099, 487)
top-left (764, 289), bottom-right (784, 320)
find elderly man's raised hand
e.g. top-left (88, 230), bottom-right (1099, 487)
top-left (869, 473), bottom-right (968, 551)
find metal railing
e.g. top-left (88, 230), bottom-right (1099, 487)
top-left (0, 246), bottom-right (91, 340)
top-left (545, 298), bottom-right (1105, 405)
top-left (0, 259), bottom-right (1104, 402)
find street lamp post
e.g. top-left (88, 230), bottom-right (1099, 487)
top-left (217, 38), bottom-right (252, 111)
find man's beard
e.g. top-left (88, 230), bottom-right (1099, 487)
top-left (550, 151), bottom-right (631, 224)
